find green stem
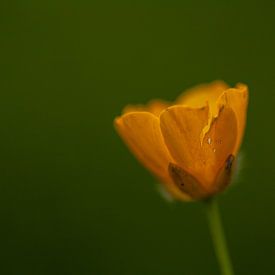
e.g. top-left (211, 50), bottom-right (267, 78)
top-left (205, 198), bottom-right (234, 275)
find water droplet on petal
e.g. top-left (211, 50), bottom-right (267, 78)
top-left (207, 137), bottom-right (212, 145)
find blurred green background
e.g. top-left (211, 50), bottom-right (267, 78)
top-left (1, 1), bottom-right (275, 274)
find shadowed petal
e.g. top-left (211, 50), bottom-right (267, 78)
top-left (212, 154), bottom-right (235, 195)
top-left (169, 163), bottom-right (208, 200)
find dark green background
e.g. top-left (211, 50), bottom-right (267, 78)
top-left (1, 1), bottom-right (275, 274)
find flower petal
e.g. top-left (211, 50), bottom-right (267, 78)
top-left (122, 99), bottom-right (170, 116)
top-left (160, 105), bottom-right (209, 181)
top-left (218, 84), bottom-right (248, 153)
top-left (176, 80), bottom-right (229, 117)
top-left (212, 154), bottom-right (235, 194)
top-left (114, 112), bottom-right (189, 200)
top-left (160, 105), bottom-right (238, 188)
top-left (200, 106), bottom-right (238, 186)
top-left (168, 163), bottom-right (208, 200)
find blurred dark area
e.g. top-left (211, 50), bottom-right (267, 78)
top-left (1, 1), bottom-right (275, 274)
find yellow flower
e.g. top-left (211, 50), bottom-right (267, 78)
top-left (114, 81), bottom-right (248, 201)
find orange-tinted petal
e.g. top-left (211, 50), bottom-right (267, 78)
top-left (212, 154), bottom-right (235, 195)
top-left (201, 107), bottom-right (237, 187)
top-left (168, 163), bottom-right (208, 200)
top-left (218, 84), bottom-right (248, 153)
top-left (114, 112), bottom-right (189, 200)
top-left (160, 105), bottom-right (209, 180)
top-left (123, 99), bottom-right (170, 116)
top-left (160, 105), bottom-right (238, 188)
top-left (176, 80), bottom-right (229, 118)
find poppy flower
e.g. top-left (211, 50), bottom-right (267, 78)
top-left (114, 81), bottom-right (248, 201)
